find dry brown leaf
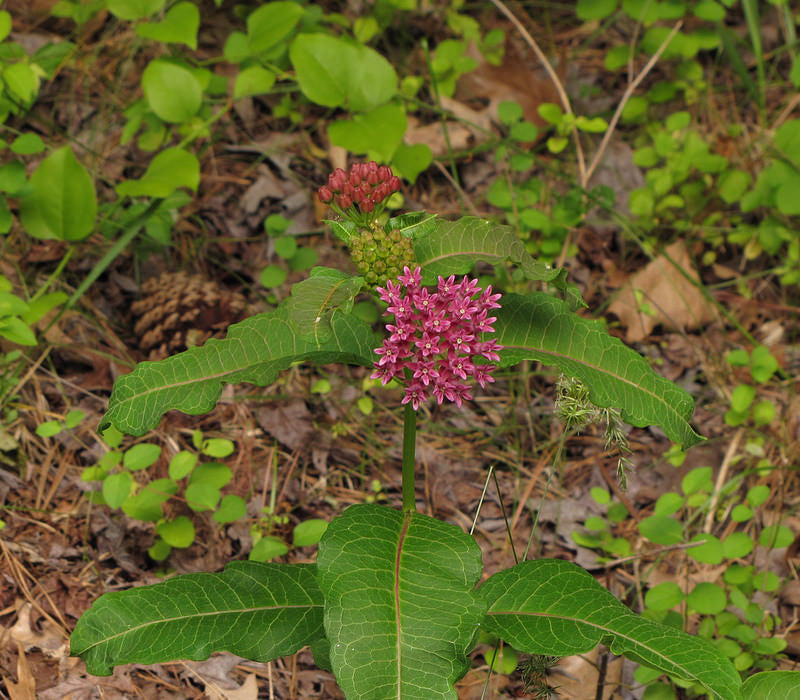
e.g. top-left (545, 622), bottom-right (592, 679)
top-left (405, 96), bottom-right (493, 157)
top-left (2, 643), bottom-right (36, 700)
top-left (220, 673), bottom-right (259, 700)
top-left (608, 241), bottom-right (716, 343)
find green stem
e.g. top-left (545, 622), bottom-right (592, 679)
top-left (401, 402), bottom-right (417, 512)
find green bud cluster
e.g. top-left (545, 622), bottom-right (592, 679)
top-left (349, 228), bottom-right (415, 287)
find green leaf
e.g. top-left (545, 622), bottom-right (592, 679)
top-left (481, 559), bottom-right (741, 700)
top-left (494, 293), bottom-right (701, 447)
top-left (107, 0), bottom-right (165, 20)
top-left (3, 63), bottom-right (38, 103)
top-left (116, 147), bottom-right (199, 198)
top-left (21, 292), bottom-right (68, 324)
top-left (687, 582), bottom-right (727, 615)
top-left (0, 10), bottom-right (11, 42)
top-left (103, 471), bottom-right (134, 508)
top-left (0, 316), bottom-right (35, 345)
top-left (124, 443), bottom-right (161, 471)
top-left (742, 671), bottom-right (800, 698)
top-left (318, 504), bottom-right (485, 700)
top-left (190, 462), bottom-right (231, 488)
top-left (260, 265), bottom-right (287, 288)
top-left (293, 519), bottom-right (328, 547)
top-left (168, 450), bottom-right (197, 480)
top-left (718, 169), bottom-right (752, 204)
top-left (234, 65), bottom-right (276, 99)
top-left (157, 515), bottom-right (195, 547)
top-left (290, 33), bottom-right (397, 112)
top-left (185, 482), bottom-right (220, 511)
top-left (70, 562), bottom-right (323, 675)
top-left (645, 582), bottom-right (684, 611)
top-left (246, 2), bottom-right (304, 55)
top-left (36, 420), bottom-right (62, 438)
top-left (18, 146), bottom-right (97, 241)
top-left (687, 534), bottom-right (723, 564)
top-left (10, 134), bottom-right (45, 155)
top-left (249, 535), bottom-right (289, 561)
top-left (413, 217), bottom-right (579, 306)
top-left (202, 438), bottom-right (235, 458)
top-left (121, 478), bottom-right (176, 521)
top-left (392, 142), bottom-right (433, 184)
top-left (0, 291), bottom-right (29, 316)
top-left (141, 60), bottom-right (202, 124)
top-left (759, 525), bottom-right (794, 549)
top-left (214, 494), bottom-right (246, 523)
top-left (136, 2), bottom-right (199, 49)
top-left (722, 532), bottom-right (754, 559)
top-left (99, 307), bottom-right (380, 435)
top-left (639, 515), bottom-right (684, 544)
top-left (328, 102), bottom-right (407, 163)
top-left (286, 267), bottom-right (364, 344)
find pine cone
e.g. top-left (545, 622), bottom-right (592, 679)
top-left (130, 271), bottom-right (247, 361)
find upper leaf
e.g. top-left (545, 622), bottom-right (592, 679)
top-left (412, 217), bottom-right (582, 307)
top-left (286, 267), bottom-right (364, 343)
top-left (317, 504), bottom-right (486, 699)
top-left (480, 560), bottom-right (741, 700)
top-left (495, 292), bottom-right (702, 447)
top-left (71, 562), bottom-right (323, 676)
top-left (101, 305), bottom-right (379, 436)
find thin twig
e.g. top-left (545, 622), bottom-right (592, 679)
top-left (488, 0), bottom-right (587, 183)
top-left (432, 160), bottom-right (479, 216)
top-left (704, 427), bottom-right (744, 533)
top-left (602, 539), bottom-right (707, 568)
top-left (584, 20), bottom-right (683, 186)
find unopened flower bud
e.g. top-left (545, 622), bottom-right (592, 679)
top-left (388, 176), bottom-right (401, 192)
top-left (360, 198), bottom-right (375, 213)
top-left (351, 188), bottom-right (365, 203)
top-left (338, 194), bottom-right (353, 209)
top-left (318, 186), bottom-right (333, 202)
top-left (378, 165), bottom-right (392, 181)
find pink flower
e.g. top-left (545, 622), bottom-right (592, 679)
top-left (371, 266), bottom-right (503, 410)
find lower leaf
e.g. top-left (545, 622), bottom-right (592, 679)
top-left (71, 562), bottom-right (324, 676)
top-left (480, 559), bottom-right (741, 700)
top-left (317, 504), bottom-right (486, 700)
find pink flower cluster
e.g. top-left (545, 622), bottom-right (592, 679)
top-left (318, 161), bottom-right (401, 213)
top-left (372, 266), bottom-right (503, 410)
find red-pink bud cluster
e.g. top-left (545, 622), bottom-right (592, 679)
top-left (318, 161), bottom-right (401, 214)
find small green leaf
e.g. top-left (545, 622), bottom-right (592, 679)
top-left (639, 515), bottom-right (683, 545)
top-left (645, 582), bottom-right (684, 611)
top-left (391, 142), bottom-right (432, 184)
top-left (747, 485), bottom-right (770, 507)
top-left (136, 2), bottom-right (199, 49)
top-left (750, 346), bottom-right (778, 383)
top-left (107, 0), bottom-right (165, 21)
top-left (577, 0), bottom-right (618, 20)
top-left (64, 409), bottom-right (85, 429)
top-left (185, 482), bottom-right (220, 511)
top-left (722, 532), bottom-right (754, 559)
top-left (681, 466), bottom-right (713, 496)
top-left (123, 443), bottom-right (161, 471)
top-left (629, 188), bottom-right (655, 216)
top-left (157, 515), bottom-right (195, 548)
top-left (234, 66), bottom-right (276, 99)
top-left (3, 63), bottom-right (38, 104)
top-left (273, 236), bottom-right (297, 260)
top-left (687, 582), bottom-right (727, 615)
top-left (759, 525), bottom-right (794, 549)
top-left (260, 264), bottom-right (287, 288)
top-left (121, 478), bottom-right (176, 521)
top-left (654, 492), bottom-right (684, 516)
top-left (36, 420), bottom-right (63, 438)
top-left (0, 317), bottom-right (36, 346)
top-left (141, 60), bottom-right (202, 123)
top-left (247, 2), bottom-right (304, 55)
top-left (250, 536), bottom-right (289, 561)
top-left (190, 462), bottom-right (232, 488)
top-left (214, 494), bottom-right (246, 523)
top-left (328, 102), bottom-right (407, 163)
top-left (0, 10), bottom-right (11, 42)
top-left (293, 519), bottom-right (328, 547)
top-left (731, 505), bottom-right (753, 522)
top-left (688, 534), bottom-right (723, 564)
top-left (21, 292), bottom-right (68, 324)
top-left (117, 147), bottom-right (199, 199)
top-left (18, 146), bottom-right (97, 241)
top-left (10, 134), bottom-right (45, 155)
top-left (168, 451), bottom-right (197, 480)
top-left (497, 100), bottom-right (523, 124)
top-left (752, 400), bottom-right (775, 426)
top-left (718, 170), bottom-right (752, 204)
top-left (590, 487), bottom-right (610, 505)
top-left (510, 120), bottom-right (538, 142)
top-left (103, 471), bottom-right (134, 509)
top-left (202, 438), bottom-right (235, 458)
top-left (730, 385), bottom-right (755, 413)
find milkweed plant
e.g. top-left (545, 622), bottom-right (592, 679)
top-left (71, 163), bottom-right (784, 699)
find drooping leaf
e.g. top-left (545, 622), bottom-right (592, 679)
top-left (70, 562), bottom-right (323, 676)
top-left (495, 292), bottom-right (702, 447)
top-left (480, 560), bottom-right (741, 700)
top-left (413, 217), bottom-right (581, 307)
top-left (100, 305), bottom-right (378, 436)
top-left (135, 2), bottom-right (199, 49)
top-left (19, 146), bottom-right (97, 241)
top-left (286, 267), bottom-right (364, 343)
top-left (116, 147), bottom-right (199, 198)
top-left (742, 671), bottom-right (800, 699)
top-left (318, 504), bottom-right (486, 700)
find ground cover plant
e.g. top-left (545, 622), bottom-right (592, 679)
top-left (1, 0), bottom-right (800, 697)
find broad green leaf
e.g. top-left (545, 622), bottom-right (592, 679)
top-left (185, 482), bottom-right (220, 511)
top-left (21, 292), bottom-right (68, 324)
top-left (290, 33), bottom-right (397, 112)
top-left (141, 60), bottom-right (202, 124)
top-left (494, 293), bottom-right (702, 447)
top-left (156, 515), bottom-right (195, 547)
top-left (0, 291), bottom-right (29, 316)
top-left (70, 562), bottom-right (323, 675)
top-left (328, 102), bottom-right (407, 163)
top-left (121, 478), bottom-right (176, 521)
top-left (107, 0), bottom-right (165, 20)
top-left (293, 519), bottom-right (328, 547)
top-left (123, 443), bottom-right (161, 471)
top-left (214, 494), bottom-right (246, 523)
top-left (3, 63), bottom-right (38, 103)
top-left (413, 217), bottom-right (580, 307)
top-left (577, 0), bottom-right (618, 20)
top-left (318, 504), bottom-right (486, 700)
top-left (100, 305), bottom-right (379, 436)
top-left (19, 146), bottom-right (97, 241)
top-left (0, 11), bottom-right (11, 42)
top-left (136, 2), bottom-right (199, 50)
top-left (392, 142), bottom-right (433, 184)
top-left (286, 267), bottom-right (364, 343)
top-left (103, 471), bottom-right (133, 508)
top-left (116, 147), bottom-right (199, 198)
top-left (247, 2), bottom-right (304, 55)
top-left (249, 536), bottom-right (290, 561)
top-left (481, 560), bottom-right (741, 700)
top-left (742, 671), bottom-right (800, 698)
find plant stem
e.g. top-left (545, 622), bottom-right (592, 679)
top-left (401, 402), bottom-right (417, 512)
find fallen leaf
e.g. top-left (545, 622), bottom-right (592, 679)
top-left (405, 96), bottom-right (492, 157)
top-left (2, 643), bottom-right (36, 700)
top-left (221, 673), bottom-right (259, 700)
top-left (608, 241), bottom-right (717, 343)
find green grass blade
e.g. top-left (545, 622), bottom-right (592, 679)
top-left (495, 292), bottom-right (702, 448)
top-left (317, 504), bottom-right (486, 699)
top-left (71, 562), bottom-right (323, 676)
top-left (480, 560), bottom-right (742, 700)
top-left (101, 305), bottom-right (379, 436)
